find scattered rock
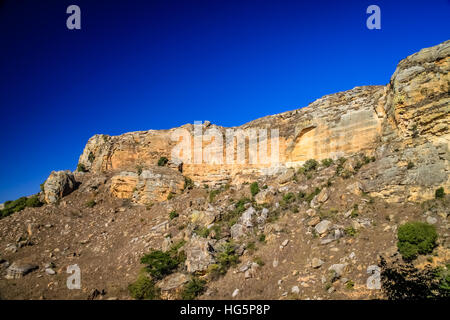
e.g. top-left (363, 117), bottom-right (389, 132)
top-left (311, 258), bottom-right (324, 269)
top-left (315, 220), bottom-right (331, 235)
top-left (5, 262), bottom-right (38, 279)
top-left (291, 286), bottom-right (300, 294)
top-left (232, 289), bottom-right (239, 298)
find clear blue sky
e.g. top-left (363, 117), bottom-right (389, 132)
top-left (0, 0), bottom-right (449, 202)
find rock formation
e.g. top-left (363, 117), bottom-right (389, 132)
top-left (77, 40), bottom-right (449, 203)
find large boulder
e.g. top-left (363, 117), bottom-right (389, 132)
top-left (43, 170), bottom-right (76, 204)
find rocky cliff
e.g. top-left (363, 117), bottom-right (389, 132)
top-left (78, 40), bottom-right (449, 203)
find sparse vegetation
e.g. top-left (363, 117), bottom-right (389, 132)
top-left (209, 189), bottom-right (220, 203)
top-left (181, 277), bottom-right (206, 300)
top-left (136, 165), bottom-right (143, 175)
top-left (208, 242), bottom-right (239, 277)
top-left (85, 199), bottom-right (96, 208)
top-left (128, 273), bottom-right (160, 300)
top-left (254, 256), bottom-right (265, 266)
top-left (184, 176), bottom-right (194, 190)
top-left (344, 226), bottom-right (358, 237)
top-left (0, 195), bottom-right (43, 219)
top-left (167, 192), bottom-right (174, 200)
top-left (140, 250), bottom-right (181, 279)
top-left (169, 210), bottom-right (179, 220)
top-left (250, 182), bottom-right (260, 197)
top-left (157, 156), bottom-right (169, 166)
top-left (88, 152), bottom-right (95, 163)
top-left (435, 187), bottom-right (445, 199)
top-left (397, 222), bottom-right (438, 261)
top-left (346, 280), bottom-right (355, 289)
top-left (303, 159), bottom-right (318, 172)
top-left (407, 161), bottom-right (414, 170)
top-left (321, 158), bottom-right (334, 167)
top-left (77, 163), bottom-right (87, 172)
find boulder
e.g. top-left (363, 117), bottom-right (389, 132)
top-left (315, 220), bottom-right (331, 235)
top-left (43, 170), bottom-right (76, 204)
top-left (184, 236), bottom-right (215, 273)
top-left (5, 262), bottom-right (38, 279)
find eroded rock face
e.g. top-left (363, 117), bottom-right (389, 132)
top-left (43, 170), bottom-right (76, 204)
top-left (78, 40), bottom-right (450, 202)
top-left (110, 167), bottom-right (185, 204)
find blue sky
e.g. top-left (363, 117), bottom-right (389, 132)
top-left (0, 0), bottom-right (449, 202)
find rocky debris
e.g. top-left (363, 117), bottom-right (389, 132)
top-left (184, 236), bottom-right (215, 273)
top-left (43, 170), bottom-right (76, 204)
top-left (45, 268), bottom-right (56, 275)
top-left (311, 258), bottom-right (324, 269)
top-left (291, 286), bottom-right (300, 294)
top-left (157, 273), bottom-right (189, 291)
top-left (276, 168), bottom-right (295, 184)
top-left (5, 262), bottom-right (38, 279)
top-left (426, 216), bottom-right (437, 224)
top-left (232, 288), bottom-right (239, 298)
top-left (191, 210), bottom-right (216, 226)
top-left (280, 239), bottom-right (289, 248)
top-left (308, 217), bottom-right (320, 226)
top-left (314, 220), bottom-right (331, 235)
top-left (254, 189), bottom-right (275, 205)
top-left (230, 206), bottom-right (260, 239)
top-left (328, 263), bottom-right (347, 279)
top-left (347, 182), bottom-right (363, 196)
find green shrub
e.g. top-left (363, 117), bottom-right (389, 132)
top-left (344, 226), bottom-right (358, 237)
top-left (194, 226), bottom-right (210, 238)
top-left (128, 274), bottom-right (160, 300)
top-left (181, 278), bottom-right (206, 300)
top-left (397, 222), bottom-right (438, 261)
top-left (209, 190), bottom-right (220, 203)
top-left (77, 163), bottom-right (87, 172)
top-left (25, 195), bottom-right (43, 208)
top-left (215, 242), bottom-right (239, 274)
top-left (303, 159), bottom-right (318, 172)
top-left (140, 250), bottom-right (180, 279)
top-left (157, 156), bottom-right (169, 166)
top-left (250, 182), bottom-right (260, 197)
top-left (407, 161), bottom-right (414, 170)
top-left (305, 188), bottom-right (321, 203)
top-left (167, 192), bottom-right (174, 200)
top-left (321, 158), bottom-right (334, 167)
top-left (435, 187), bottom-right (445, 199)
top-left (258, 234), bottom-right (266, 243)
top-left (88, 152), bottom-right (95, 163)
top-left (254, 256), bottom-right (265, 266)
top-left (136, 165), bottom-right (143, 175)
top-left (86, 200), bottom-right (96, 208)
top-left (169, 211), bottom-right (179, 220)
top-left (282, 192), bottom-right (295, 203)
top-left (184, 176), bottom-right (194, 190)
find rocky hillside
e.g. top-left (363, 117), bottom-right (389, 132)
top-left (0, 40), bottom-right (448, 300)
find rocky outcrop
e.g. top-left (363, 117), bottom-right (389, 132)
top-left (184, 236), bottom-right (215, 273)
top-left (110, 167), bottom-right (185, 204)
top-left (77, 40), bottom-right (449, 203)
top-left (43, 170), bottom-right (77, 204)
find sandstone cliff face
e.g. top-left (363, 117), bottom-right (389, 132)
top-left (78, 40), bottom-right (449, 203)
